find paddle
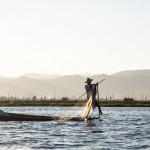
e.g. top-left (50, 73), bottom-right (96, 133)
top-left (77, 79), bottom-right (105, 100)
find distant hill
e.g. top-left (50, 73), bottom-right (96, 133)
top-left (23, 73), bottom-right (93, 79)
top-left (0, 70), bottom-right (150, 100)
top-left (112, 69), bottom-right (150, 77)
top-left (23, 73), bottom-right (63, 79)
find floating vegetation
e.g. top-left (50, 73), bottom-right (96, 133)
top-left (0, 99), bottom-right (150, 107)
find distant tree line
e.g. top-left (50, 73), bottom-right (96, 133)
top-left (0, 94), bottom-right (150, 101)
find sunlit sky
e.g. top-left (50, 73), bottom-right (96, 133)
top-left (0, 0), bottom-right (150, 76)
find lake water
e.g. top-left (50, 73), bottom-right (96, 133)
top-left (0, 107), bottom-right (150, 150)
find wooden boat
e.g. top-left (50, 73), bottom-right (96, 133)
top-left (0, 112), bottom-right (98, 121)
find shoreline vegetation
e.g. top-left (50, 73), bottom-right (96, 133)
top-left (0, 99), bottom-right (150, 107)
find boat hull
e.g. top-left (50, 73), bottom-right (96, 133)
top-left (0, 113), bottom-right (98, 121)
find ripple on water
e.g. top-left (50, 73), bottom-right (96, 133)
top-left (0, 107), bottom-right (150, 150)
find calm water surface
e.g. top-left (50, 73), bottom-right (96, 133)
top-left (0, 107), bottom-right (150, 150)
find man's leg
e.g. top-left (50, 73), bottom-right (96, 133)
top-left (96, 100), bottom-right (103, 117)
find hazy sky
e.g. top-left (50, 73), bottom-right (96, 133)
top-left (0, 0), bottom-right (150, 76)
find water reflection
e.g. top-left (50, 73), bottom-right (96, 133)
top-left (0, 107), bottom-right (150, 150)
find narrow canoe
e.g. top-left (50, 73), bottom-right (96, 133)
top-left (0, 113), bottom-right (98, 121)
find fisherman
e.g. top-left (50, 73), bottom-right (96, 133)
top-left (85, 78), bottom-right (103, 119)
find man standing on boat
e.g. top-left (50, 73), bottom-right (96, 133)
top-left (85, 78), bottom-right (103, 118)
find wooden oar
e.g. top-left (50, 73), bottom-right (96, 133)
top-left (77, 79), bottom-right (105, 100)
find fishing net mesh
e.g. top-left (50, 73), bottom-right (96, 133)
top-left (56, 96), bottom-right (93, 122)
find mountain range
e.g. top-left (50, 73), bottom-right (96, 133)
top-left (0, 70), bottom-right (150, 100)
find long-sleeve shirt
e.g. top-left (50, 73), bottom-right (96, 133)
top-left (85, 84), bottom-right (95, 100)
